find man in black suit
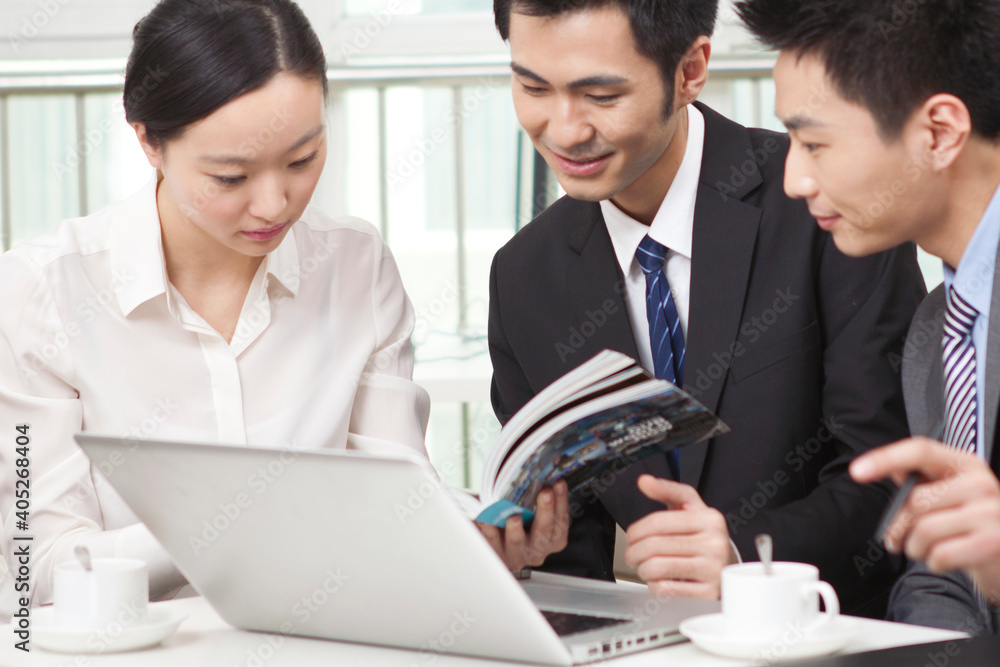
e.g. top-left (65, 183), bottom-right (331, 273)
top-left (485, 0), bottom-right (926, 617)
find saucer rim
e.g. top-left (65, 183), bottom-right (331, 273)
top-left (31, 605), bottom-right (187, 654)
top-left (679, 612), bottom-right (857, 660)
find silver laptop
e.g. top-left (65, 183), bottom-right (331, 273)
top-left (75, 435), bottom-right (717, 665)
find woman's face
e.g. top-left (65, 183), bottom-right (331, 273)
top-left (136, 72), bottom-right (328, 258)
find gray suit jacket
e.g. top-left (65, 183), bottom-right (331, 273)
top-left (890, 242), bottom-right (1000, 634)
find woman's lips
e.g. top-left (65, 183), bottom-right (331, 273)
top-left (243, 223), bottom-right (287, 241)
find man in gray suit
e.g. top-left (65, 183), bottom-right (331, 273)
top-left (736, 0), bottom-right (1000, 633)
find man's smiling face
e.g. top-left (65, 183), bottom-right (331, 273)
top-left (507, 4), bottom-right (688, 220)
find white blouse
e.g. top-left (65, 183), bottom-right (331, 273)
top-left (0, 178), bottom-right (430, 610)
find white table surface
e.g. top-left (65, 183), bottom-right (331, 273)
top-left (2, 595), bottom-right (966, 667)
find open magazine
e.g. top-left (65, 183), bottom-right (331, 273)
top-left (475, 350), bottom-right (730, 526)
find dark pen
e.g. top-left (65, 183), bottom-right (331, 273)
top-left (873, 422), bottom-right (945, 545)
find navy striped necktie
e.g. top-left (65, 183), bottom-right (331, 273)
top-left (942, 286), bottom-right (979, 454)
top-left (636, 235), bottom-right (685, 479)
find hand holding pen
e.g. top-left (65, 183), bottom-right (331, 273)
top-left (869, 423), bottom-right (943, 546)
top-left (850, 434), bottom-right (1000, 603)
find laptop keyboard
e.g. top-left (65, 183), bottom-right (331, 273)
top-left (540, 610), bottom-right (631, 636)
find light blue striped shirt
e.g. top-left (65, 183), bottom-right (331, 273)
top-left (943, 183), bottom-right (1000, 458)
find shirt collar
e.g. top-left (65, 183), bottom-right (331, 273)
top-left (264, 222), bottom-right (300, 297)
top-left (110, 175), bottom-right (170, 318)
top-left (601, 104), bottom-right (704, 272)
top-left (944, 181), bottom-right (1000, 316)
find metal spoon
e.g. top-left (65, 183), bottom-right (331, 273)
top-left (74, 545), bottom-right (93, 572)
top-left (755, 533), bottom-right (773, 575)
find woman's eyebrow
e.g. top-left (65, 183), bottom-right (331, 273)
top-left (200, 125), bottom-right (326, 164)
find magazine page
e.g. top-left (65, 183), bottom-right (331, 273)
top-left (489, 365), bottom-right (648, 487)
top-left (478, 350), bottom-right (636, 485)
top-left (476, 381), bottom-right (728, 526)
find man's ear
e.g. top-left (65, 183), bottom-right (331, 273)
top-left (673, 36), bottom-right (712, 108)
top-left (132, 122), bottom-right (163, 169)
top-left (911, 94), bottom-right (971, 171)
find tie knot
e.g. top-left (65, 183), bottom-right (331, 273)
top-left (636, 235), bottom-right (669, 275)
top-left (945, 286), bottom-right (978, 337)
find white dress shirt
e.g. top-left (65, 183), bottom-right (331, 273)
top-left (0, 177), bottom-right (430, 610)
top-left (601, 104), bottom-right (704, 375)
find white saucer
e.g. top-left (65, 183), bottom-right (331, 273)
top-left (679, 613), bottom-right (858, 662)
top-left (32, 605), bottom-right (187, 654)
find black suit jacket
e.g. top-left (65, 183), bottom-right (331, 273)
top-left (487, 102), bottom-right (927, 617)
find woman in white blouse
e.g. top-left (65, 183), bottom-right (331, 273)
top-left (0, 0), bottom-right (430, 609)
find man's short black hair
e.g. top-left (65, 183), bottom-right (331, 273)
top-left (735, 0), bottom-right (1000, 141)
top-left (494, 0), bottom-right (719, 99)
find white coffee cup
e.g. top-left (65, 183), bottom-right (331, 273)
top-left (721, 562), bottom-right (839, 640)
top-left (53, 558), bottom-right (149, 630)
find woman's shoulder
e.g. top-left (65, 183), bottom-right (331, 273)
top-left (1, 183), bottom-right (153, 279)
top-left (296, 207), bottom-right (383, 240)
top-left (0, 207), bottom-right (116, 278)
top-left (292, 208), bottom-right (393, 260)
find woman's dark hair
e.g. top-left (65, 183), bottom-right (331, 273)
top-left (124, 0), bottom-right (327, 147)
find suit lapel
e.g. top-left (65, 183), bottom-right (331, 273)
top-left (565, 200), bottom-right (642, 364)
top-left (902, 287), bottom-right (946, 438)
top-left (565, 201), bottom-right (678, 509)
top-left (680, 104), bottom-right (763, 487)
